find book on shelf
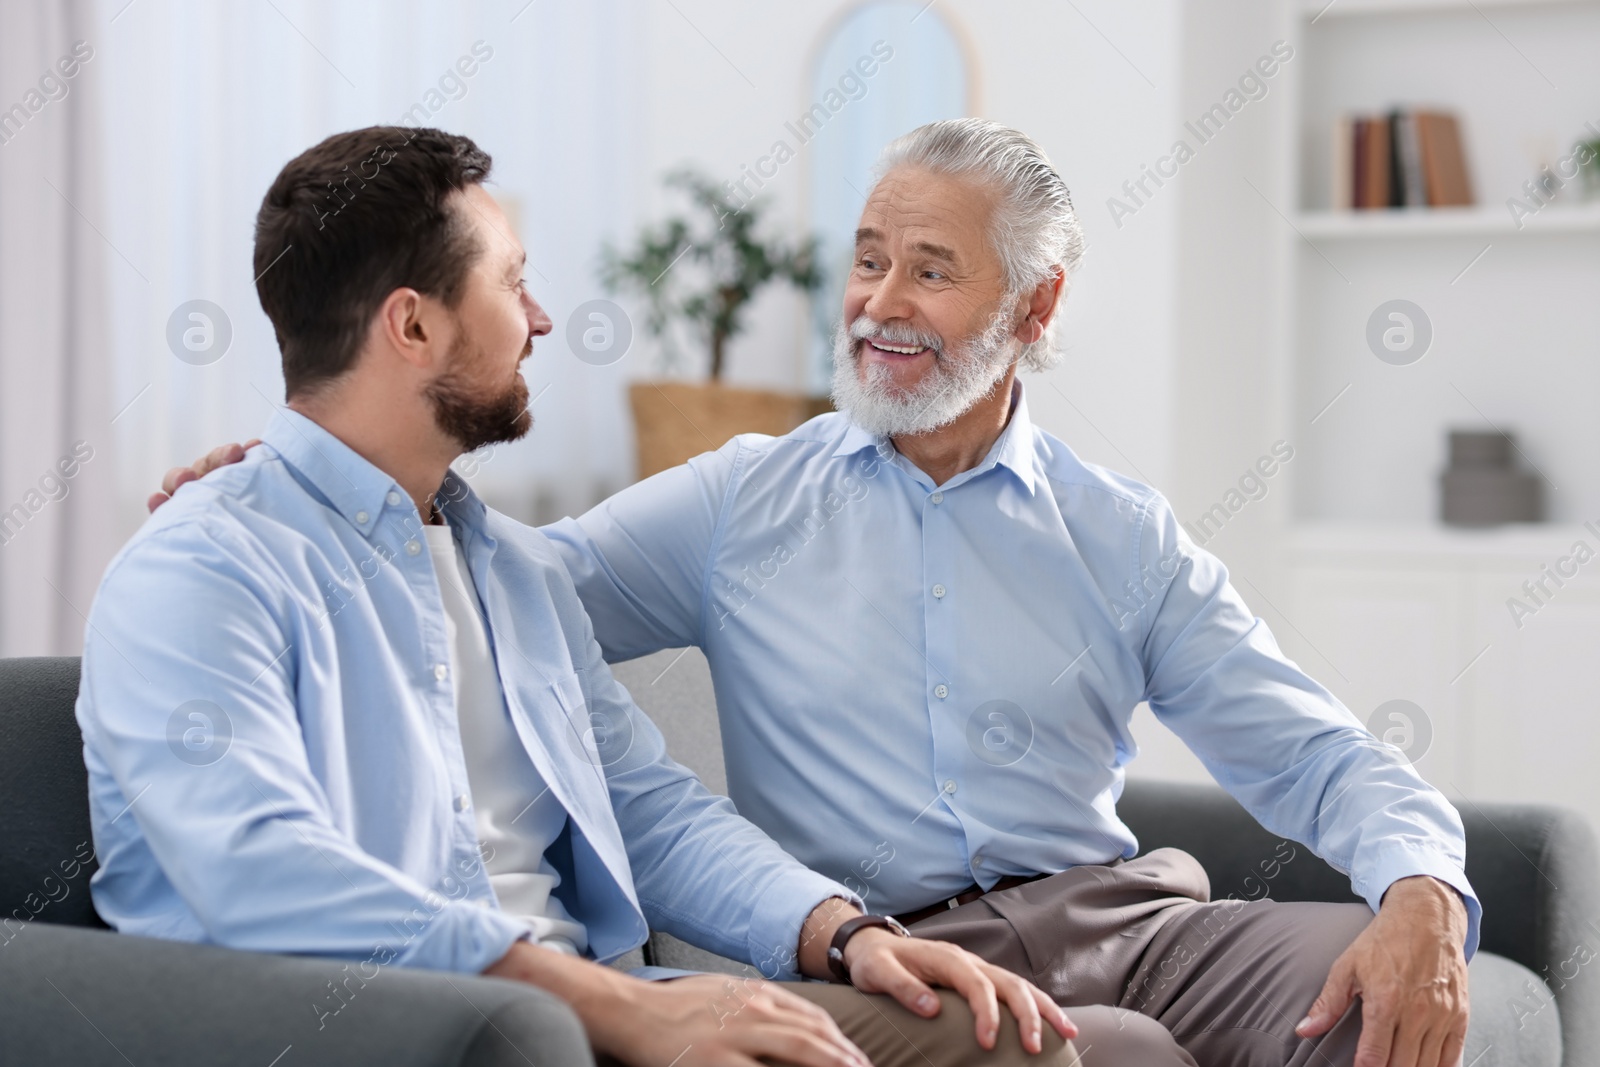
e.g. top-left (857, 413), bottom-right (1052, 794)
top-left (1329, 108), bottom-right (1473, 210)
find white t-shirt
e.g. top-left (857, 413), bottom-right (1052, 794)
top-left (422, 522), bottom-right (588, 955)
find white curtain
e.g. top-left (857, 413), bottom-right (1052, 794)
top-left (0, 0), bottom-right (643, 655)
top-left (0, 0), bottom-right (117, 656)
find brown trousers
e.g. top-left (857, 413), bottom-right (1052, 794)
top-left (909, 847), bottom-right (1373, 1067)
top-left (597, 982), bottom-right (1083, 1066)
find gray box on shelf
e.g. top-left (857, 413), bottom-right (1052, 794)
top-left (1441, 429), bottom-right (1542, 526)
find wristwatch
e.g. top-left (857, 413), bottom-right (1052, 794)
top-left (826, 913), bottom-right (911, 984)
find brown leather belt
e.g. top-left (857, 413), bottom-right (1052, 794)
top-left (894, 872), bottom-right (1051, 927)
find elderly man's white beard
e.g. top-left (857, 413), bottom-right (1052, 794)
top-left (829, 306), bottom-right (1017, 437)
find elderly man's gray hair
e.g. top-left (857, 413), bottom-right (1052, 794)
top-left (874, 118), bottom-right (1084, 372)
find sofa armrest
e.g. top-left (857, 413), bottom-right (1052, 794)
top-left (0, 923), bottom-right (593, 1067)
top-left (1452, 797), bottom-right (1600, 1066)
top-left (1118, 778), bottom-right (1600, 1065)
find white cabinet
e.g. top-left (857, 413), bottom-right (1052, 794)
top-left (1283, 524), bottom-right (1600, 831)
top-left (1287, 564), bottom-right (1467, 791)
top-left (1465, 582), bottom-right (1600, 817)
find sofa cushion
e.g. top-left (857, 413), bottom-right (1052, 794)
top-left (1466, 951), bottom-right (1561, 1067)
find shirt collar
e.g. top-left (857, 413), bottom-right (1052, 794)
top-left (831, 418), bottom-right (883, 461)
top-left (988, 380), bottom-right (1039, 495)
top-left (832, 378), bottom-right (1038, 496)
top-left (260, 408), bottom-right (488, 539)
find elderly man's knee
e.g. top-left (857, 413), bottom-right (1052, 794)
top-left (1067, 1006), bottom-right (1196, 1066)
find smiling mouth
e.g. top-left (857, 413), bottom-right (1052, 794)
top-left (864, 339), bottom-right (931, 357)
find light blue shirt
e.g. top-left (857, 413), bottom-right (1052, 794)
top-left (547, 382), bottom-right (1482, 957)
top-left (76, 409), bottom-right (851, 977)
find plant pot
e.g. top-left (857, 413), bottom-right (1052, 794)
top-left (628, 381), bottom-right (833, 481)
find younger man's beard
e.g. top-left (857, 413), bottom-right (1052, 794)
top-left (425, 326), bottom-right (533, 453)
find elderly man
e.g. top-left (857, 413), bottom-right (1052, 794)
top-left (163, 120), bottom-right (1475, 1067)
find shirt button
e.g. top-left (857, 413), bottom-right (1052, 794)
top-left (434, 663), bottom-right (449, 681)
top-left (932, 584), bottom-right (946, 599)
top-left (453, 793), bottom-right (469, 812)
top-left (405, 540), bottom-right (421, 556)
top-left (943, 779), bottom-right (957, 794)
top-left (354, 510), bottom-right (369, 525)
top-left (934, 684), bottom-right (949, 699)
top-left (387, 491), bottom-right (403, 506)
top-left (930, 491), bottom-right (944, 504)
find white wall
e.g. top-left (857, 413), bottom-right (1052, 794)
top-left (1130, 0), bottom-right (1294, 781)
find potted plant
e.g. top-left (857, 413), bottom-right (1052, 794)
top-left (602, 169), bottom-right (831, 480)
top-left (1578, 135), bottom-right (1600, 200)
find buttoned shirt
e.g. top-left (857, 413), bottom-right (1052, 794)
top-left (547, 382), bottom-right (1481, 956)
top-left (77, 408), bottom-right (851, 976)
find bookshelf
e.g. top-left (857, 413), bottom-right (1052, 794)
top-left (1265, 0), bottom-right (1600, 828)
top-left (1294, 203), bottom-right (1600, 238)
top-left (1281, 0), bottom-right (1600, 527)
top-left (1300, 0), bottom-right (1595, 19)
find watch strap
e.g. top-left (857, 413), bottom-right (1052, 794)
top-left (825, 913), bottom-right (909, 984)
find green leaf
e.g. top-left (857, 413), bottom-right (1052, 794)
top-left (599, 167), bottom-right (827, 379)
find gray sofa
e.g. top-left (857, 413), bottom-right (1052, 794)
top-left (2, 652), bottom-right (1593, 1066)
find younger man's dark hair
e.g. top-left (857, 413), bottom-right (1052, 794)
top-left (253, 126), bottom-right (492, 399)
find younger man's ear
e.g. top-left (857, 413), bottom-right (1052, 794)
top-left (375, 287), bottom-right (442, 370)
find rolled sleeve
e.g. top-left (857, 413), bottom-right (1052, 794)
top-left (393, 900), bottom-right (538, 974)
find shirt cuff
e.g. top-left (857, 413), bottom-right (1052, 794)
top-left (746, 870), bottom-right (862, 980)
top-left (396, 898), bottom-right (538, 974)
top-left (1355, 844), bottom-right (1481, 961)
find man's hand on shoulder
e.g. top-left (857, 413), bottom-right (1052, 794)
top-left (484, 939), bottom-right (870, 1067)
top-left (147, 439), bottom-right (259, 512)
top-left (1297, 874), bottom-right (1469, 1067)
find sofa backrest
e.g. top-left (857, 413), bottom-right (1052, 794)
top-left (0, 656), bottom-right (103, 930)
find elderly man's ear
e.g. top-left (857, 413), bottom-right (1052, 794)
top-left (1016, 267), bottom-right (1065, 346)
top-left (148, 439), bottom-right (260, 512)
